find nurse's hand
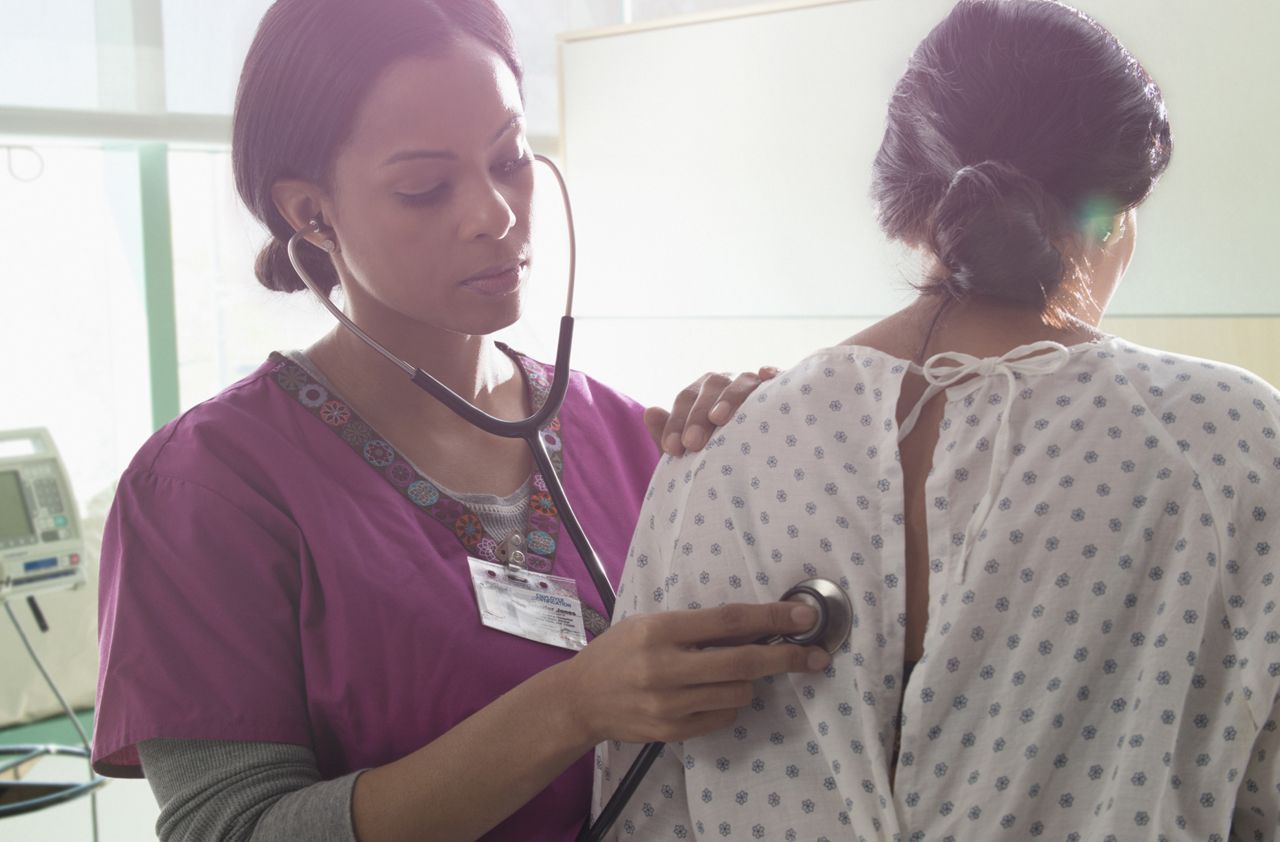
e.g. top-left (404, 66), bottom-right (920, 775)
top-left (563, 602), bottom-right (831, 746)
top-left (646, 366), bottom-right (779, 456)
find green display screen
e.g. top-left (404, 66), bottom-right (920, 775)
top-left (0, 470), bottom-right (34, 541)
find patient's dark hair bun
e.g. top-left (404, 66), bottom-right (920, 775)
top-left (928, 160), bottom-right (1066, 307)
top-left (872, 0), bottom-right (1172, 309)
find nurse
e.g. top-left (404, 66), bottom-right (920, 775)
top-left (90, 1), bottom-right (832, 840)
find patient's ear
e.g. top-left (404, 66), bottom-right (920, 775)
top-left (1074, 208), bottom-right (1138, 320)
top-left (1096, 209), bottom-right (1137, 270)
top-left (1111, 208), bottom-right (1137, 250)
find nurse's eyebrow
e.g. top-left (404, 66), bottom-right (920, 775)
top-left (489, 113), bottom-right (522, 144)
top-left (380, 113), bottom-right (524, 167)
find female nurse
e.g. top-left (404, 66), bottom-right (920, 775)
top-left (89, 1), bottom-right (832, 840)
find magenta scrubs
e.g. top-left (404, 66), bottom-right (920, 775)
top-left (93, 350), bottom-right (659, 841)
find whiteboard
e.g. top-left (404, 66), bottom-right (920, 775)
top-left (560, 0), bottom-right (1280, 318)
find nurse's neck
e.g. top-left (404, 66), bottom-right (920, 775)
top-left (305, 317), bottom-right (530, 440)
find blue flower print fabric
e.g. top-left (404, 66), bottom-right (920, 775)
top-left (594, 338), bottom-right (1280, 842)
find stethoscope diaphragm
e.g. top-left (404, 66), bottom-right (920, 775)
top-left (776, 578), bottom-right (853, 654)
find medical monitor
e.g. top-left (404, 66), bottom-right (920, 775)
top-left (0, 471), bottom-right (34, 544)
top-left (0, 429), bottom-right (87, 602)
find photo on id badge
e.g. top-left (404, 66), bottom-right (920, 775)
top-left (467, 556), bottom-right (589, 651)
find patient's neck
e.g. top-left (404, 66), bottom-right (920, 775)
top-left (848, 295), bottom-right (1107, 365)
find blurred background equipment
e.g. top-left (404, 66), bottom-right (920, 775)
top-left (0, 428), bottom-right (105, 838)
top-left (1, 428), bottom-right (88, 602)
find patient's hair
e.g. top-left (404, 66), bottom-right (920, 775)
top-left (232, 0), bottom-right (522, 295)
top-left (872, 0), bottom-right (1171, 311)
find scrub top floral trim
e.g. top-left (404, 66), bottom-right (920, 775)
top-left (267, 349), bottom-right (566, 573)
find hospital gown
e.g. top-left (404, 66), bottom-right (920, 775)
top-left (595, 337), bottom-right (1280, 841)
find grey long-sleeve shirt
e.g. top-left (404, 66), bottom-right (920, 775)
top-left (137, 470), bottom-right (533, 841)
top-left (136, 353), bottom-right (543, 841)
top-left (139, 739), bottom-right (360, 842)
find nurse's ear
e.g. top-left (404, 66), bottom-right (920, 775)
top-left (271, 178), bottom-right (336, 252)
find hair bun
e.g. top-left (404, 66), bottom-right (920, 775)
top-left (927, 160), bottom-right (1067, 307)
top-left (254, 235), bottom-right (340, 296)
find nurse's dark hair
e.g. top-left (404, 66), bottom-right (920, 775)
top-left (872, 0), bottom-right (1171, 314)
top-left (233, 0), bottom-right (522, 295)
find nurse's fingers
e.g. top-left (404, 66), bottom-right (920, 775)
top-left (654, 684), bottom-right (752, 736)
top-left (674, 709), bottom-right (741, 742)
top-left (649, 387), bottom-right (694, 457)
top-left (704, 366), bottom-right (779, 428)
top-left (648, 368), bottom-right (778, 456)
top-left (643, 406), bottom-right (671, 452)
top-left (676, 643), bottom-right (830, 687)
top-left (659, 601), bottom-right (822, 647)
top-left (656, 372), bottom-right (732, 456)
top-left (677, 372), bottom-right (735, 452)
top-left (628, 680), bottom-right (752, 725)
top-left (639, 676), bottom-right (822, 741)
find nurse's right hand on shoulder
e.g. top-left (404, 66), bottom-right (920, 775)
top-left (562, 602), bottom-right (831, 745)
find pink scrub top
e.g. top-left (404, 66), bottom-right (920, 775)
top-left (93, 349), bottom-right (660, 841)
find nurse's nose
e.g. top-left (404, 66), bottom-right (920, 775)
top-left (459, 180), bottom-right (517, 241)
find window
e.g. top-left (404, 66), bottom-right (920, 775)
top-left (161, 0), bottom-right (273, 114)
top-left (168, 148), bottom-right (333, 409)
top-left (0, 143), bottom-right (152, 504)
top-left (0, 1), bottom-right (99, 110)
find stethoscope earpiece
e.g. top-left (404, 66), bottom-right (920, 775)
top-left (778, 578), bottom-right (853, 654)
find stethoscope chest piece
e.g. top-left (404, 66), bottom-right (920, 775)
top-left (778, 578), bottom-right (853, 654)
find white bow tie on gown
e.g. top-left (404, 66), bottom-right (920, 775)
top-left (897, 341), bottom-right (1074, 583)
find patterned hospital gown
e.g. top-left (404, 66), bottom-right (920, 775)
top-left (594, 338), bottom-right (1280, 841)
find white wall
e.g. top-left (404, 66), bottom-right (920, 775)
top-left (562, 0), bottom-right (1280, 317)
top-left (555, 0), bottom-right (1280, 405)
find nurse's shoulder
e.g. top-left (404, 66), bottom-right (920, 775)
top-left (118, 354), bottom-right (317, 501)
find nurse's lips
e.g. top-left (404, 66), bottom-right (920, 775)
top-left (461, 261), bottom-right (526, 296)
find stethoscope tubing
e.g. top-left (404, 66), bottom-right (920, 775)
top-left (581, 742), bottom-right (664, 841)
top-left (415, 316), bottom-right (616, 616)
top-left (282, 157), bottom-right (689, 841)
top-left (283, 157), bottom-right (614, 616)
top-left (504, 326), bottom-right (616, 617)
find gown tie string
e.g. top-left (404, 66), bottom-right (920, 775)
top-left (899, 341), bottom-right (1074, 584)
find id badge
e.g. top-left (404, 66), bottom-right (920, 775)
top-left (467, 557), bottom-right (589, 652)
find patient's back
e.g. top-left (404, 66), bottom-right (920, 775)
top-left (596, 337), bottom-right (1280, 841)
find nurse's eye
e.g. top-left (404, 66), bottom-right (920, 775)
top-left (396, 184), bottom-right (449, 207)
top-left (494, 153), bottom-right (533, 179)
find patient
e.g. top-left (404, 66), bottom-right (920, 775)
top-left (594, 1), bottom-right (1280, 838)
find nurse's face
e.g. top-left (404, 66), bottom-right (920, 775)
top-left (324, 39), bottom-right (534, 337)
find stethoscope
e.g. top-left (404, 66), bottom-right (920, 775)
top-left (285, 154), bottom-right (853, 842)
